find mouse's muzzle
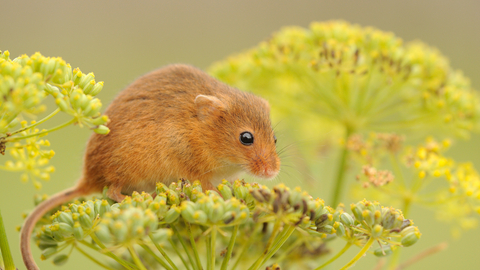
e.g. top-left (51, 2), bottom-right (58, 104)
top-left (248, 151), bottom-right (281, 180)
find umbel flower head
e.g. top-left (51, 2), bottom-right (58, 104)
top-left (350, 135), bottom-right (480, 237)
top-left (0, 50), bottom-right (109, 137)
top-left (31, 179), bottom-right (420, 269)
top-left (1, 50), bottom-right (110, 187)
top-left (209, 21), bottom-right (480, 139)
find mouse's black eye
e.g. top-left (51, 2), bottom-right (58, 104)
top-left (274, 135), bottom-right (277, 144)
top-left (240, 132), bottom-right (254, 146)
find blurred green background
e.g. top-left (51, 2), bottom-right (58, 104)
top-left (1, 1), bottom-right (479, 269)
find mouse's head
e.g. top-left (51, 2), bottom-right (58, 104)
top-left (195, 90), bottom-right (280, 180)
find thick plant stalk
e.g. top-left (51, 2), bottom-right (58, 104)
top-left (331, 127), bottom-right (353, 206)
top-left (0, 209), bottom-right (16, 270)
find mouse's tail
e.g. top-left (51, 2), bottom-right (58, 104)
top-left (20, 186), bottom-right (86, 270)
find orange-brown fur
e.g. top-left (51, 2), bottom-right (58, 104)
top-left (21, 64), bottom-right (280, 269)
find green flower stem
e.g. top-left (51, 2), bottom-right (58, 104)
top-left (231, 224), bottom-right (263, 270)
top-left (172, 225), bottom-right (195, 270)
top-left (331, 127), bottom-right (353, 207)
top-left (186, 223), bottom-right (203, 270)
top-left (148, 234), bottom-right (179, 270)
top-left (140, 244), bottom-right (173, 270)
top-left (6, 117), bottom-right (77, 142)
top-left (206, 234), bottom-right (211, 270)
top-left (127, 245), bottom-right (147, 270)
top-left (270, 236), bottom-right (303, 263)
top-left (209, 227), bottom-right (217, 270)
top-left (340, 237), bottom-right (375, 270)
top-left (259, 225), bottom-right (296, 268)
top-left (220, 225), bottom-right (239, 270)
top-left (75, 245), bottom-right (113, 270)
top-left (168, 238), bottom-right (191, 270)
top-left (0, 209), bottom-right (15, 270)
top-left (388, 197), bottom-right (412, 270)
top-left (314, 242), bottom-right (353, 270)
top-left (230, 232), bottom-right (252, 270)
top-left (248, 220), bottom-right (283, 270)
top-left (8, 108), bottom-right (60, 137)
top-left (90, 234), bottom-right (135, 270)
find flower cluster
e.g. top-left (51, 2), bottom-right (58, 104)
top-left (0, 50), bottom-right (110, 186)
top-left (32, 179), bottom-right (420, 269)
top-left (347, 133), bottom-right (404, 166)
top-left (2, 121), bottom-right (55, 189)
top-left (209, 21), bottom-right (480, 142)
top-left (406, 138), bottom-right (480, 236)
top-left (349, 199), bottom-right (420, 254)
top-left (350, 136), bottom-right (480, 237)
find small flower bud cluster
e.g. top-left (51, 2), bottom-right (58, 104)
top-left (1, 50), bottom-right (109, 137)
top-left (33, 180), bottom-right (421, 268)
top-left (3, 120), bottom-right (55, 189)
top-left (349, 199), bottom-right (421, 256)
top-left (0, 50), bottom-right (47, 134)
top-left (357, 165), bottom-right (394, 188)
top-left (347, 133), bottom-right (404, 165)
top-left (1, 50), bottom-right (110, 186)
top-left (406, 138), bottom-right (480, 235)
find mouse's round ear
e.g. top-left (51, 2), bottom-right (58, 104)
top-left (195, 94), bottom-right (225, 121)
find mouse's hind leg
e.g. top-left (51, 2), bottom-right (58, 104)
top-left (107, 184), bottom-right (126, 202)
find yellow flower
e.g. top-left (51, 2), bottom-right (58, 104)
top-left (209, 21), bottom-right (480, 140)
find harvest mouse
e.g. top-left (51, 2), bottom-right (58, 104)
top-left (20, 64), bottom-right (281, 269)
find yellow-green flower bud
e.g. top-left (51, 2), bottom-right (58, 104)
top-left (93, 125), bottom-right (110, 135)
top-left (234, 184), bottom-right (249, 200)
top-left (218, 184), bottom-right (233, 200)
top-left (44, 83), bottom-right (60, 96)
top-left (351, 204), bottom-right (363, 222)
top-left (340, 213), bottom-right (354, 226)
top-left (374, 246), bottom-right (393, 257)
top-left (82, 80), bottom-right (95, 95)
top-left (56, 222), bottom-right (73, 237)
top-left (83, 99), bottom-right (102, 117)
top-left (99, 199), bottom-right (111, 216)
top-left (91, 115), bottom-right (109, 126)
top-left (372, 224), bottom-right (384, 238)
top-left (112, 221), bottom-right (127, 243)
top-left (41, 247), bottom-right (58, 260)
top-left (362, 210), bottom-right (374, 226)
top-left (78, 72), bottom-right (95, 89)
top-left (401, 231), bottom-right (420, 247)
top-left (89, 81), bottom-right (104, 96)
top-left (95, 224), bottom-right (112, 244)
top-left (53, 254), bottom-right (69, 266)
top-left (55, 97), bottom-right (71, 112)
top-left (79, 212), bottom-right (93, 229)
top-left (73, 222), bottom-right (83, 240)
top-left (181, 201), bottom-right (197, 223)
top-left (164, 206), bottom-right (181, 223)
top-left (208, 202), bottom-right (225, 223)
top-left (150, 229), bottom-right (173, 243)
top-left (335, 223), bottom-right (345, 237)
top-left (169, 189), bottom-right (182, 205)
top-left (57, 211), bottom-right (74, 226)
